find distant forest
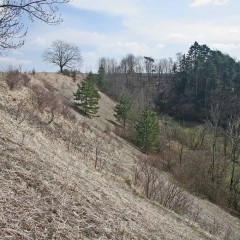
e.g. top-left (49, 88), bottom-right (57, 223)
top-left (99, 42), bottom-right (240, 124)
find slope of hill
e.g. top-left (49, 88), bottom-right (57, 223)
top-left (0, 72), bottom-right (240, 239)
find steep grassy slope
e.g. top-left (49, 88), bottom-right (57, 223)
top-left (0, 73), bottom-right (239, 239)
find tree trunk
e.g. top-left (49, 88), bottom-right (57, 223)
top-left (211, 141), bottom-right (216, 182)
top-left (230, 160), bottom-right (236, 189)
top-left (224, 136), bottom-right (228, 156)
top-left (179, 144), bottom-right (183, 165)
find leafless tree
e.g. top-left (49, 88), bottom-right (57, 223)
top-left (0, 0), bottom-right (68, 50)
top-left (5, 65), bottom-right (30, 90)
top-left (94, 136), bottom-right (106, 171)
top-left (207, 102), bottom-right (221, 182)
top-left (144, 56), bottom-right (155, 83)
top-left (226, 116), bottom-right (240, 191)
top-left (134, 156), bottom-right (161, 200)
top-left (42, 40), bottom-right (82, 73)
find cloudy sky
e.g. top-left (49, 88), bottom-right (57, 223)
top-left (1, 0), bottom-right (240, 72)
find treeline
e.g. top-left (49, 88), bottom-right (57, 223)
top-left (98, 41), bottom-right (240, 123)
top-left (98, 53), bottom-right (174, 110)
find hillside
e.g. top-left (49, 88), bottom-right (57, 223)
top-left (0, 72), bottom-right (240, 239)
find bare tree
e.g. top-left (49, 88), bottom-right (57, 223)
top-left (226, 116), bottom-right (240, 191)
top-left (42, 40), bottom-right (82, 73)
top-left (207, 102), bottom-right (221, 182)
top-left (0, 0), bottom-right (68, 50)
top-left (93, 135), bottom-right (106, 171)
top-left (134, 156), bottom-right (161, 200)
top-left (144, 56), bottom-right (154, 79)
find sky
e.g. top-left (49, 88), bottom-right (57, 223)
top-left (1, 0), bottom-right (240, 72)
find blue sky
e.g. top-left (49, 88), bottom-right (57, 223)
top-left (1, 0), bottom-right (240, 72)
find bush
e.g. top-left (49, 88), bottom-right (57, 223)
top-left (61, 69), bottom-right (78, 81)
top-left (32, 68), bottom-right (36, 75)
top-left (5, 66), bottom-right (31, 90)
top-left (133, 156), bottom-right (192, 214)
top-left (31, 84), bottom-right (61, 120)
top-left (31, 84), bottom-right (50, 111)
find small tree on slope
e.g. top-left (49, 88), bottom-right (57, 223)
top-left (135, 106), bottom-right (160, 154)
top-left (73, 73), bottom-right (100, 116)
top-left (97, 64), bottom-right (106, 90)
top-left (114, 95), bottom-right (131, 127)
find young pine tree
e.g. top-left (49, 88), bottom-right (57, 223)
top-left (114, 95), bottom-right (131, 127)
top-left (73, 72), bottom-right (100, 116)
top-left (97, 64), bottom-right (106, 90)
top-left (135, 106), bottom-right (160, 154)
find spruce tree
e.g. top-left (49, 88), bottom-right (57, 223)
top-left (97, 64), bottom-right (106, 90)
top-left (73, 72), bottom-right (100, 116)
top-left (114, 95), bottom-right (131, 127)
top-left (135, 106), bottom-right (160, 154)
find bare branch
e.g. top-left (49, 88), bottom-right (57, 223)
top-left (0, 0), bottom-right (68, 50)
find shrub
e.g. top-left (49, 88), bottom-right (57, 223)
top-left (133, 156), bottom-right (192, 214)
top-left (31, 84), bottom-right (49, 111)
top-left (61, 69), bottom-right (78, 81)
top-left (32, 68), bottom-right (36, 75)
top-left (31, 84), bottom-right (60, 121)
top-left (61, 105), bottom-right (76, 121)
top-left (133, 156), bottom-right (161, 200)
top-left (5, 66), bottom-right (31, 90)
top-left (22, 72), bottom-right (31, 87)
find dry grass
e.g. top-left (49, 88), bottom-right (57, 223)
top-left (0, 72), bottom-right (240, 239)
top-left (0, 109), bottom-right (213, 240)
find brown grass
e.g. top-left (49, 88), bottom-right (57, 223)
top-left (0, 72), bottom-right (240, 239)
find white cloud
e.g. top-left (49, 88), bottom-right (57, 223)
top-left (98, 41), bottom-right (153, 56)
top-left (81, 51), bottom-right (99, 72)
top-left (70, 0), bottom-right (141, 16)
top-left (123, 12), bottom-right (240, 47)
top-left (30, 37), bottom-right (48, 46)
top-left (12, 50), bottom-right (24, 56)
top-left (0, 57), bottom-right (32, 66)
top-left (190, 0), bottom-right (231, 7)
top-left (30, 28), bottom-right (114, 47)
top-left (156, 43), bottom-right (165, 49)
top-left (211, 43), bottom-right (240, 51)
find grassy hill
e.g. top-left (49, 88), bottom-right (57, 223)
top-left (0, 72), bottom-right (240, 239)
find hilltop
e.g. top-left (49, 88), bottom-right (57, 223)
top-left (0, 72), bottom-right (240, 239)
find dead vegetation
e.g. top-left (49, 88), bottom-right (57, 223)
top-left (0, 109), bottom-right (213, 240)
top-left (4, 66), bottom-right (31, 90)
top-left (0, 71), bottom-right (240, 239)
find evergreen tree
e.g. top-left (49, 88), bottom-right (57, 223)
top-left (73, 72), bottom-right (100, 115)
top-left (135, 106), bottom-right (160, 154)
top-left (162, 42), bottom-right (240, 121)
top-left (97, 64), bottom-right (106, 90)
top-left (114, 95), bottom-right (131, 127)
